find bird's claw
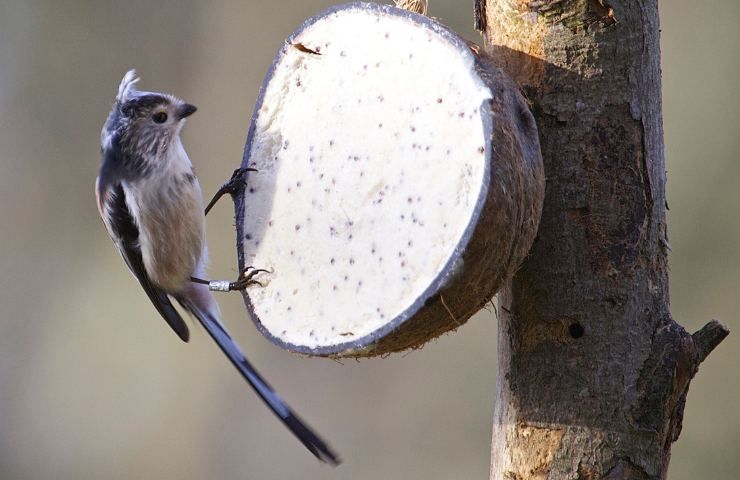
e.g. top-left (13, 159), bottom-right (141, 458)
top-left (228, 266), bottom-right (269, 291)
top-left (205, 167), bottom-right (258, 215)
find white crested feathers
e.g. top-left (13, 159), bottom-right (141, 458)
top-left (117, 69), bottom-right (140, 102)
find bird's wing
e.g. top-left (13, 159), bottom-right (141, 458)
top-left (96, 174), bottom-right (190, 342)
top-left (177, 297), bottom-right (341, 465)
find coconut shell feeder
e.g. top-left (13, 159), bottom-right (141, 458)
top-left (229, 2), bottom-right (544, 357)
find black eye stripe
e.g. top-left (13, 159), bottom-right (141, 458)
top-left (120, 94), bottom-right (171, 118)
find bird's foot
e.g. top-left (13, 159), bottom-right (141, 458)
top-left (202, 266), bottom-right (269, 292)
top-left (204, 167), bottom-right (257, 215)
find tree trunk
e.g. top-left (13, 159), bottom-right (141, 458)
top-left (474, 1), bottom-right (729, 479)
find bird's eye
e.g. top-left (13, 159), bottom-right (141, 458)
top-left (152, 111), bottom-right (168, 124)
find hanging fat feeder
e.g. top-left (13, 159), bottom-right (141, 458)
top-left (230, 2), bottom-right (544, 357)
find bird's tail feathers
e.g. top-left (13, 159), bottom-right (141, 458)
top-left (176, 293), bottom-right (341, 466)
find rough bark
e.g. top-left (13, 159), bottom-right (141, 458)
top-left (475, 1), bottom-right (730, 479)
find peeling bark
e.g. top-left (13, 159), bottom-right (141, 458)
top-left (479, 1), bottom-right (730, 479)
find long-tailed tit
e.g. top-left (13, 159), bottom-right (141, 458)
top-left (95, 70), bottom-right (339, 465)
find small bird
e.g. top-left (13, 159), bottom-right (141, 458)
top-left (96, 69), bottom-right (339, 465)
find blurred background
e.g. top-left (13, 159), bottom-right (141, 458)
top-left (0, 1), bottom-right (736, 479)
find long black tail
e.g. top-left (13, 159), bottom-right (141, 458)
top-left (180, 300), bottom-right (341, 465)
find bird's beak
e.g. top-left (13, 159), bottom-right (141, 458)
top-left (177, 103), bottom-right (197, 120)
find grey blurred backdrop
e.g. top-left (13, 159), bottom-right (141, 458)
top-left (0, 1), bottom-right (737, 479)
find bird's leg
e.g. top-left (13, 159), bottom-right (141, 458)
top-left (204, 167), bottom-right (257, 215)
top-left (191, 266), bottom-right (269, 292)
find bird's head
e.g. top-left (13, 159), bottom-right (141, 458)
top-left (101, 69), bottom-right (197, 163)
